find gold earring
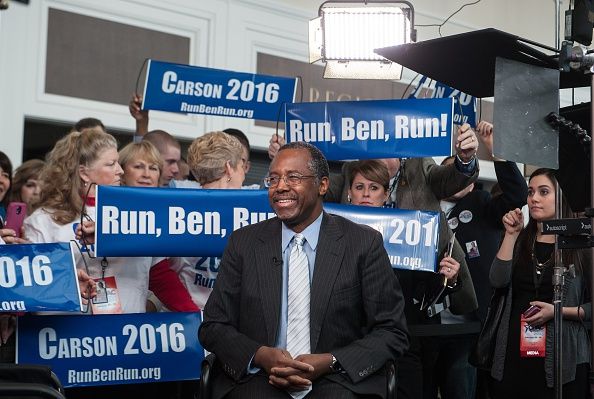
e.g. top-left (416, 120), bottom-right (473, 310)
top-left (227, 177), bottom-right (231, 182)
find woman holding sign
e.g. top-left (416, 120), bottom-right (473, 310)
top-left (348, 159), bottom-right (461, 285)
top-left (24, 129), bottom-right (197, 314)
top-left (347, 159), bottom-right (390, 206)
top-left (347, 159), bottom-right (468, 399)
top-left (488, 168), bottom-right (591, 398)
top-left (169, 131), bottom-right (246, 309)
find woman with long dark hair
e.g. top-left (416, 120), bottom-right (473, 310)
top-left (488, 168), bottom-right (590, 398)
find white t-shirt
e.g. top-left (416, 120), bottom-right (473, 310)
top-left (169, 256), bottom-right (219, 309)
top-left (24, 206), bottom-right (163, 314)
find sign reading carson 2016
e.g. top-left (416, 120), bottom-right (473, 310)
top-left (142, 59), bottom-right (297, 121)
top-left (285, 98), bottom-right (454, 161)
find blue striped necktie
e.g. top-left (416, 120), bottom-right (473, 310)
top-left (286, 233), bottom-right (311, 398)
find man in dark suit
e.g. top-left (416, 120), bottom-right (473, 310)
top-left (199, 142), bottom-right (408, 399)
top-left (278, 123), bottom-right (479, 399)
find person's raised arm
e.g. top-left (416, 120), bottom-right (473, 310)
top-left (268, 133), bottom-right (286, 160)
top-left (496, 208), bottom-right (523, 261)
top-left (477, 121), bottom-right (528, 223)
top-left (129, 93), bottom-right (149, 138)
top-left (454, 123), bottom-right (479, 171)
top-left (475, 121), bottom-right (498, 161)
top-left (490, 208), bottom-right (523, 288)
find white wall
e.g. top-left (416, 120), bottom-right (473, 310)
top-left (0, 0), bottom-right (313, 164)
top-left (0, 0), bottom-right (588, 182)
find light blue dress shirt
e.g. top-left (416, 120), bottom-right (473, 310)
top-left (275, 211), bottom-right (323, 349)
top-left (248, 211), bottom-right (323, 373)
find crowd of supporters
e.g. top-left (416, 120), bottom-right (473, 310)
top-left (0, 97), bottom-right (591, 399)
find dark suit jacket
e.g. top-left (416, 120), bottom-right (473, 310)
top-left (199, 212), bottom-right (409, 399)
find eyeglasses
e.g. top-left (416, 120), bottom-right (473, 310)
top-left (264, 173), bottom-right (316, 188)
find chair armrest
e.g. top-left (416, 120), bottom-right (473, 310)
top-left (386, 360), bottom-right (397, 399)
top-left (199, 353), bottom-right (217, 399)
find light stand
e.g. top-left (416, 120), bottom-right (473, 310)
top-left (553, 183), bottom-right (564, 399)
top-left (546, 108), bottom-right (594, 398)
top-left (557, 43), bottom-right (594, 398)
top-left (545, 107), bottom-right (594, 399)
top-left (552, 36), bottom-right (563, 388)
top-left (578, 79), bottom-right (594, 396)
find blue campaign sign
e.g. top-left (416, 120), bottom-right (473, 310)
top-left (325, 203), bottom-right (439, 272)
top-left (95, 186), bottom-right (276, 257)
top-left (284, 98), bottom-right (454, 161)
top-left (0, 243), bottom-right (81, 313)
top-left (142, 59), bottom-right (297, 121)
top-left (17, 312), bottom-right (203, 387)
top-left (95, 186), bottom-right (438, 271)
top-left (409, 76), bottom-right (477, 126)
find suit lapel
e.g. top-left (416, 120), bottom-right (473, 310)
top-left (310, 213), bottom-right (345, 352)
top-left (254, 218), bottom-right (283, 345)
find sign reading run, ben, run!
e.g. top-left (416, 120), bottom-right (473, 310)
top-left (284, 98), bottom-right (454, 161)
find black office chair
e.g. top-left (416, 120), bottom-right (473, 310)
top-left (0, 364), bottom-right (66, 399)
top-left (199, 354), bottom-right (397, 399)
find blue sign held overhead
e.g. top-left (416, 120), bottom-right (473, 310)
top-left (142, 59), bottom-right (297, 121)
top-left (409, 76), bottom-right (477, 126)
top-left (95, 186), bottom-right (439, 272)
top-left (17, 312), bottom-right (203, 388)
top-left (284, 98), bottom-right (454, 161)
top-left (0, 243), bottom-right (81, 313)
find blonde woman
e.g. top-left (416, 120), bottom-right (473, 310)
top-left (170, 131), bottom-right (246, 308)
top-left (119, 141), bottom-right (161, 188)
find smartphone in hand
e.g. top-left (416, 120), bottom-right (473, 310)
top-left (5, 202), bottom-right (27, 238)
top-left (523, 305), bottom-right (541, 318)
